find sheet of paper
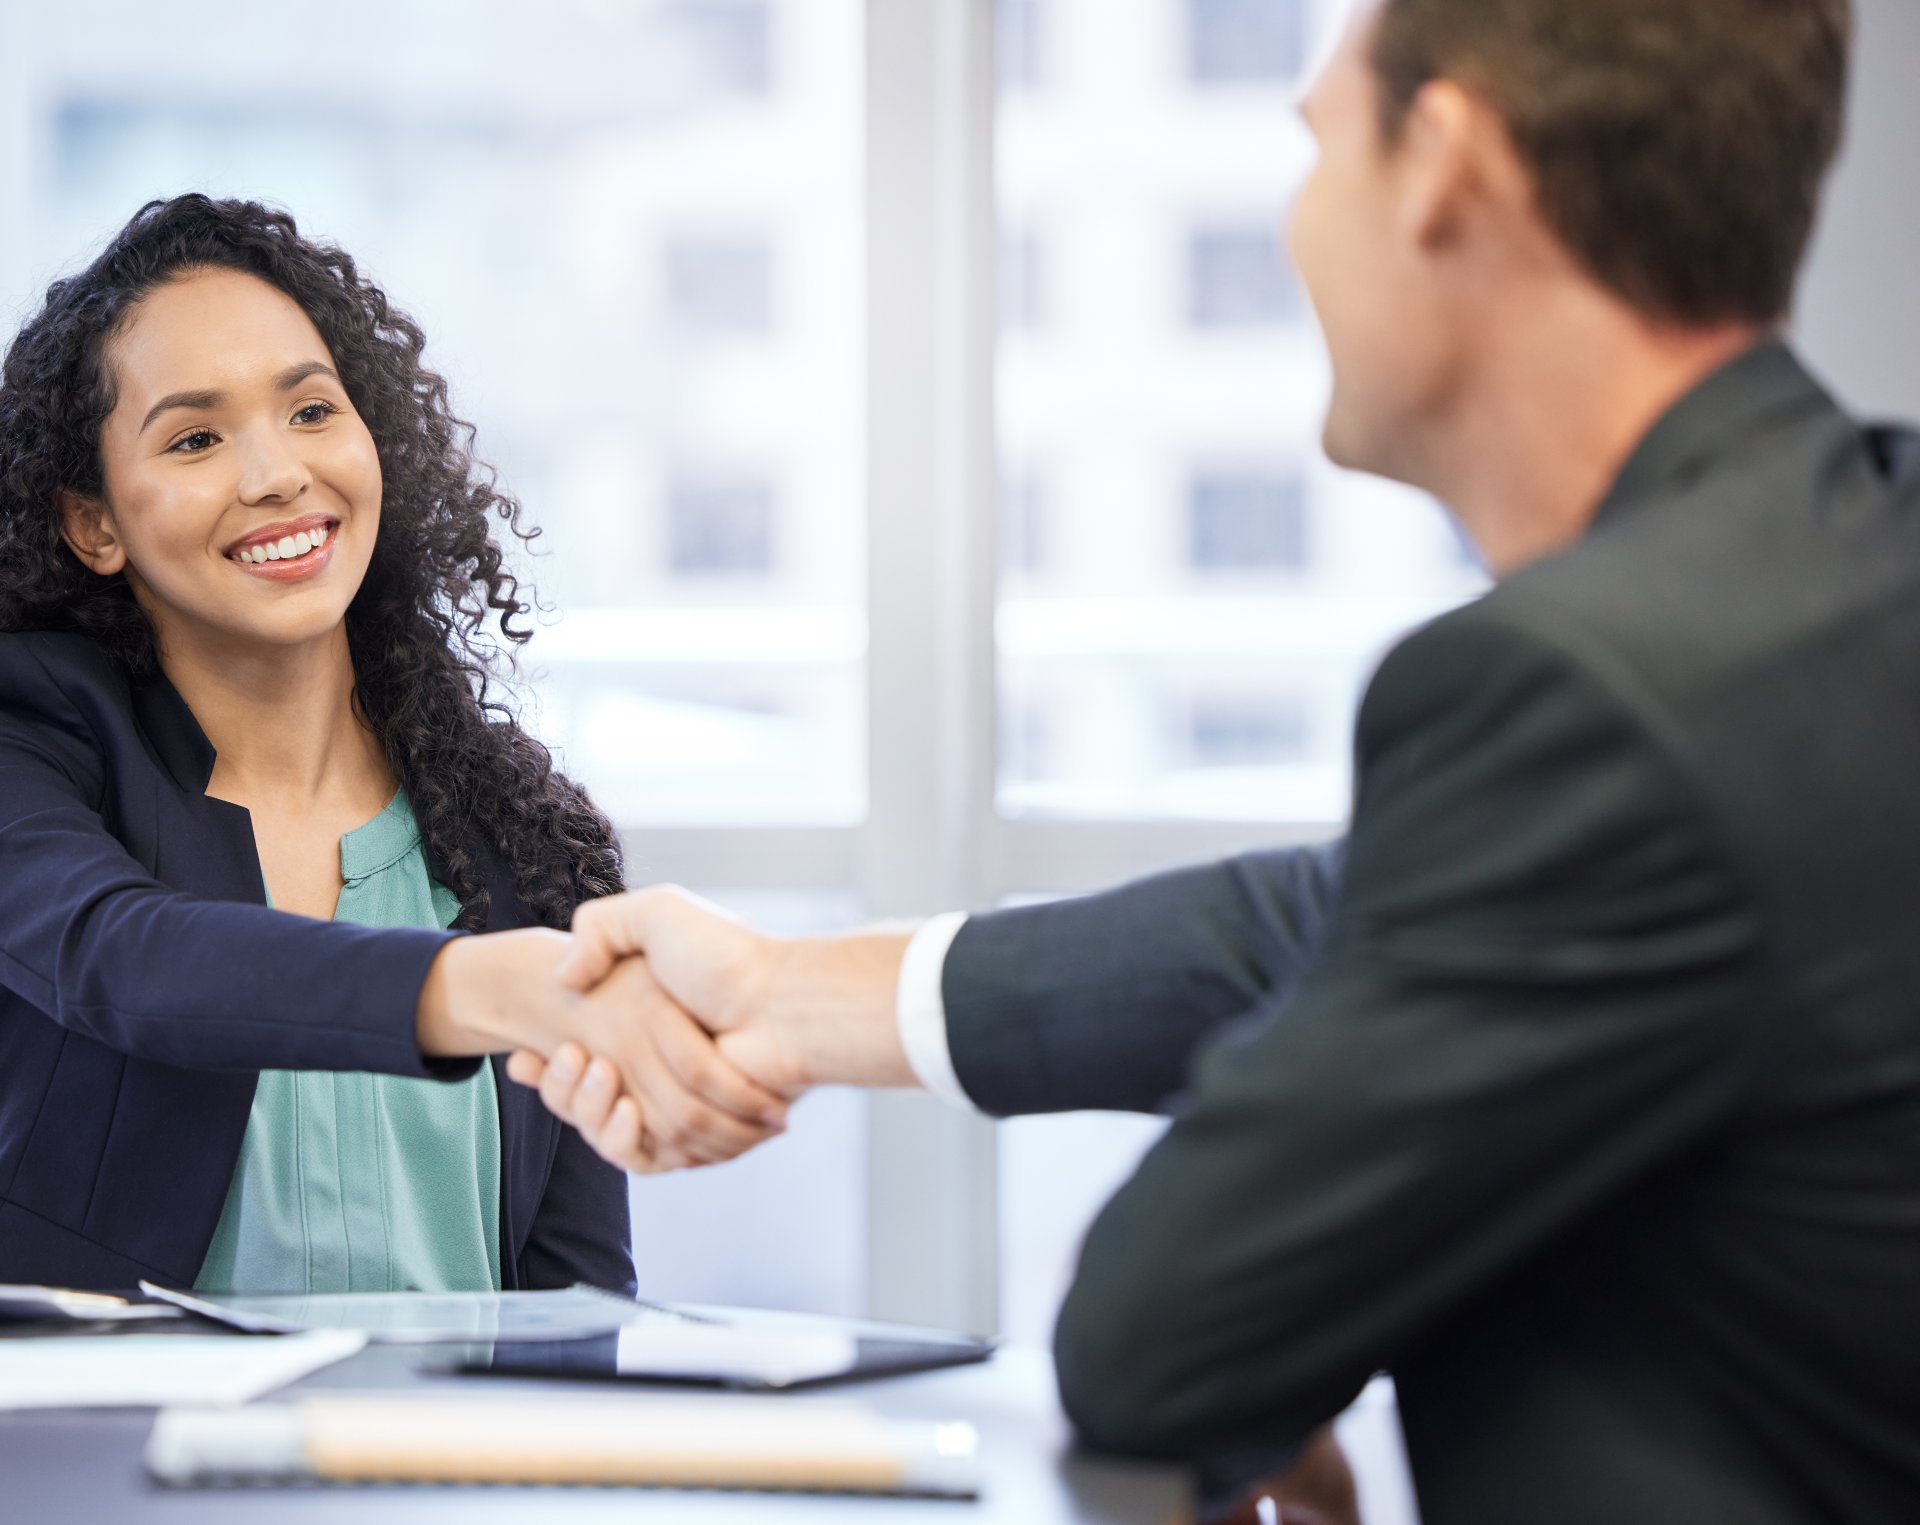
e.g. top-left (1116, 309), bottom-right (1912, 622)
top-left (139, 1282), bottom-right (697, 1345)
top-left (0, 1285), bottom-right (183, 1325)
top-left (0, 1331), bottom-right (367, 1411)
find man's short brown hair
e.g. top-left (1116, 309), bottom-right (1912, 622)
top-left (1371, 0), bottom-right (1852, 326)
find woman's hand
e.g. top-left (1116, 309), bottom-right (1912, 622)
top-left (504, 886), bottom-right (926, 1174)
top-left (418, 928), bottom-right (789, 1170)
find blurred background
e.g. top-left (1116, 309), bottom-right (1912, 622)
top-left (0, 0), bottom-right (1913, 1355)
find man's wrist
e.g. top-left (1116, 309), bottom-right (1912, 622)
top-left (768, 931), bottom-right (919, 1089)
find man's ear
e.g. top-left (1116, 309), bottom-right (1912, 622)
top-left (1395, 78), bottom-right (1505, 255)
top-left (56, 490), bottom-right (128, 577)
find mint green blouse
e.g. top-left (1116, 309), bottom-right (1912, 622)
top-left (196, 792), bottom-right (503, 1294)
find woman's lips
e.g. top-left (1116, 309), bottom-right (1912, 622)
top-left (230, 524), bottom-right (337, 583)
top-left (227, 517), bottom-right (335, 563)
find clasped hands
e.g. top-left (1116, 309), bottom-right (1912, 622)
top-left (415, 887), bottom-right (910, 1173)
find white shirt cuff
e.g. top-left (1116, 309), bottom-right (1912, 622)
top-left (895, 911), bottom-right (973, 1108)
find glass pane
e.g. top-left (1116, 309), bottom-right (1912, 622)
top-left (995, 0), bottom-right (1487, 821)
top-left (1, 0), bottom-right (867, 828)
top-left (627, 890), bottom-right (868, 1317)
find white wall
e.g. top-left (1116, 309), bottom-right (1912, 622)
top-left (1798, 0), bottom-right (1920, 421)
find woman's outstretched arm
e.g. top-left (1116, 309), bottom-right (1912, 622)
top-left (0, 636), bottom-right (782, 1163)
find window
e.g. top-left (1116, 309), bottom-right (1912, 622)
top-left (1002, 471), bottom-right (1049, 574)
top-left (2, 0), bottom-right (870, 1323)
top-left (1188, 469), bottom-right (1307, 570)
top-left (667, 475), bottom-right (776, 575)
top-left (997, 0), bottom-right (1045, 92)
top-left (999, 228), bottom-right (1046, 334)
top-left (1183, 694), bottom-right (1311, 767)
top-left (663, 233), bottom-right (775, 337)
top-left (664, 0), bottom-right (775, 97)
top-left (1187, 222), bottom-right (1301, 329)
top-left (2, 0), bottom-right (1485, 1351)
top-left (1001, 699), bottom-right (1056, 783)
top-left (1188, 0), bottom-right (1309, 86)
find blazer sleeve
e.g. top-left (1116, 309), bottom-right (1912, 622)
top-left (516, 1124), bottom-right (639, 1295)
top-left (0, 641), bottom-right (460, 1077)
top-left (1052, 600), bottom-right (1765, 1467)
top-left (943, 842), bottom-right (1345, 1116)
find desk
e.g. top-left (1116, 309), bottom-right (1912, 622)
top-left (2, 1341), bottom-right (1181, 1524)
top-left (0, 1342), bottom-right (1419, 1524)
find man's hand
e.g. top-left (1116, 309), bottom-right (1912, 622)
top-left (416, 928), bottom-right (788, 1171)
top-left (559, 887), bottom-right (805, 1095)
top-left (1202, 1429), bottom-right (1360, 1525)
top-left (507, 887), bottom-right (924, 1172)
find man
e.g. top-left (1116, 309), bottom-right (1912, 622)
top-left (515, 0), bottom-right (1920, 1519)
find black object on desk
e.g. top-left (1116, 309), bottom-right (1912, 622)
top-left (445, 1312), bottom-right (994, 1392)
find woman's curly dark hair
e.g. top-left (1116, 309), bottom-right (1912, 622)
top-left (0, 194), bottom-right (622, 929)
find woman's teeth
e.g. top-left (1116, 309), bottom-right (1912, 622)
top-left (234, 523), bottom-right (331, 565)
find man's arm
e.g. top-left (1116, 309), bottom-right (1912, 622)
top-left (817, 838), bottom-right (1346, 1114)
top-left (521, 836), bottom-right (1347, 1167)
top-left (943, 843), bottom-right (1345, 1116)
top-left (1053, 602), bottom-right (1765, 1469)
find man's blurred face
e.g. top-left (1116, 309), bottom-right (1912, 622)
top-left (1289, 3), bottom-right (1453, 487)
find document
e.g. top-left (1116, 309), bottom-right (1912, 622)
top-left (140, 1282), bottom-right (694, 1344)
top-left (0, 1331), bottom-right (366, 1411)
top-left (0, 1285), bottom-right (180, 1325)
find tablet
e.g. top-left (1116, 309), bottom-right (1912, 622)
top-left (143, 1282), bottom-right (994, 1392)
top-left (447, 1306), bottom-right (995, 1392)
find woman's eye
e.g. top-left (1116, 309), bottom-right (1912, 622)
top-left (168, 429), bottom-right (217, 455)
top-left (293, 401), bottom-right (337, 425)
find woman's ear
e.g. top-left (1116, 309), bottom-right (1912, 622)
top-left (56, 490), bottom-right (129, 576)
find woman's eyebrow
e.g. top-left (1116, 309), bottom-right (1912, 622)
top-left (138, 389), bottom-right (222, 436)
top-left (137, 363), bottom-right (340, 437)
top-left (274, 360), bottom-right (340, 391)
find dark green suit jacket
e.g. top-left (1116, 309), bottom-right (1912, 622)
top-left (946, 344), bottom-right (1920, 1523)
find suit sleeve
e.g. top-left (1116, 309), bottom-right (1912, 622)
top-left (0, 641), bottom-right (459, 1077)
top-left (1053, 602), bottom-right (1765, 1464)
top-left (943, 842), bottom-right (1346, 1115)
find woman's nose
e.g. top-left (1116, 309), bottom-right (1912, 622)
top-left (235, 428), bottom-right (312, 505)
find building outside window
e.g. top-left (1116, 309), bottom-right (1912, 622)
top-left (1002, 471), bottom-right (1049, 576)
top-left (1187, 221), bottom-right (1301, 329)
top-left (1188, 0), bottom-right (1309, 86)
top-left (1183, 694), bottom-right (1312, 767)
top-left (663, 232), bottom-right (775, 337)
top-left (1188, 468), bottom-right (1308, 571)
top-left (665, 0), bottom-right (775, 96)
top-left (667, 474), bottom-right (777, 575)
top-left (999, 228), bottom-right (1046, 334)
top-left (997, 0), bottom-right (1045, 92)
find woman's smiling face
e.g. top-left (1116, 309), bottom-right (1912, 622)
top-left (63, 265), bottom-right (382, 660)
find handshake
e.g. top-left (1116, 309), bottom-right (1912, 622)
top-left (414, 889), bottom-right (918, 1173)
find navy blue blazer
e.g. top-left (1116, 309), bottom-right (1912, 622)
top-left (0, 630), bottom-right (634, 1294)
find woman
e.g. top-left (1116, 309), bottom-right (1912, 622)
top-left (0, 194), bottom-right (782, 1293)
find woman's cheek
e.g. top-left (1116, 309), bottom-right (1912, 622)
top-left (327, 426), bottom-right (385, 528)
